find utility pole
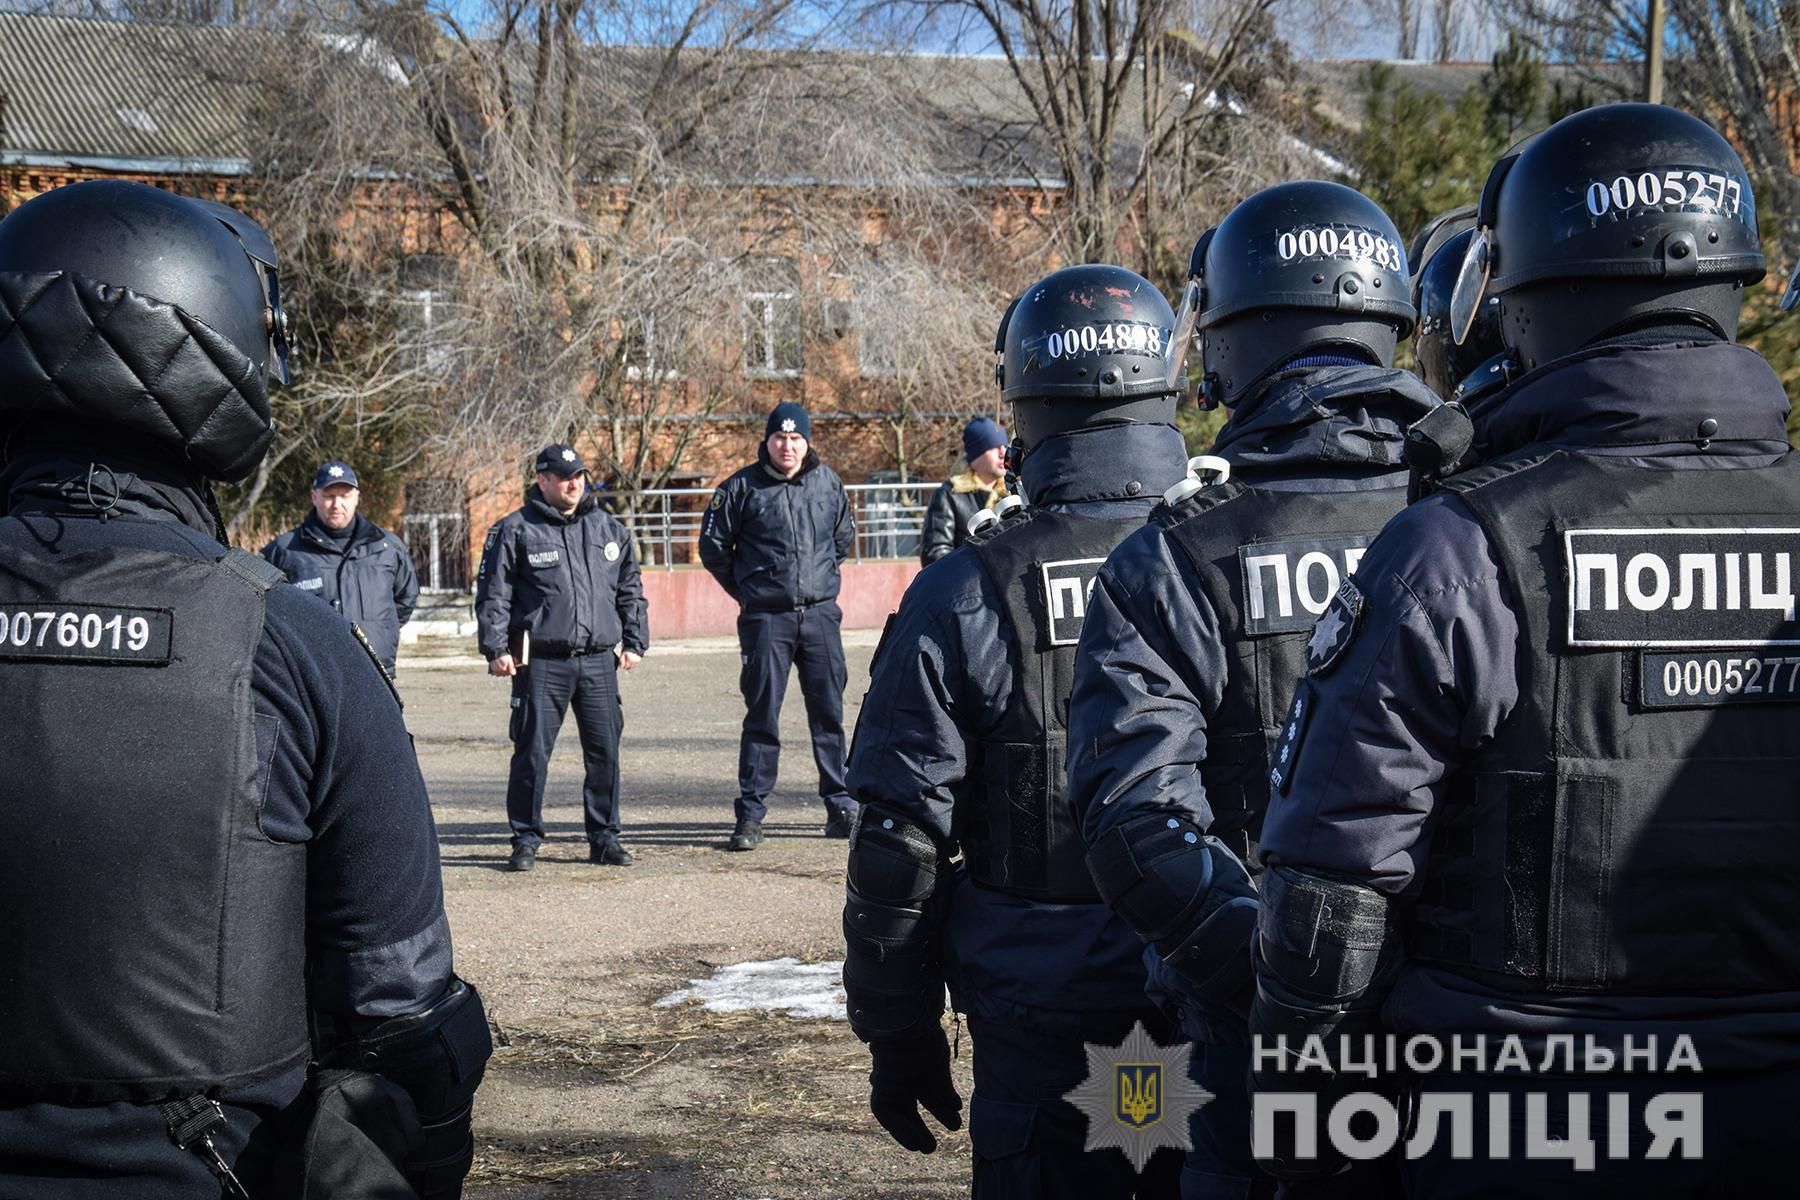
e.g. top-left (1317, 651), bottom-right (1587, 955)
top-left (1645, 0), bottom-right (1667, 104)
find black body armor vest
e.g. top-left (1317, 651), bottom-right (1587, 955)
top-left (1413, 451), bottom-right (1800, 995)
top-left (1157, 478), bottom-right (1406, 866)
top-left (967, 508), bottom-right (1145, 902)
top-left (0, 530), bottom-right (309, 1104)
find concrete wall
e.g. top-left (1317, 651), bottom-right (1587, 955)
top-left (640, 560), bottom-right (921, 641)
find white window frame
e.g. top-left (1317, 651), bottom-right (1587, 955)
top-left (743, 284), bottom-right (802, 379)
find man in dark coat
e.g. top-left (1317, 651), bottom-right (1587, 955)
top-left (920, 416), bottom-right (1011, 564)
top-left (698, 402), bottom-right (856, 850)
top-left (262, 458), bottom-right (419, 675)
top-left (476, 443), bottom-right (649, 872)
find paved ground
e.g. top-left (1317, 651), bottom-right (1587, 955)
top-left (398, 633), bottom-right (973, 1199)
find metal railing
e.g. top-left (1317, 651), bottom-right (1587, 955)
top-left (622, 481), bottom-right (939, 567)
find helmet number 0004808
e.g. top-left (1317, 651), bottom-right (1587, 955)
top-left (1043, 323), bottom-right (1164, 360)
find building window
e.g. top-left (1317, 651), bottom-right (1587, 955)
top-left (743, 258), bottom-right (801, 378)
top-left (624, 314), bottom-right (679, 381)
top-left (399, 256), bottom-right (456, 374)
top-left (856, 296), bottom-right (899, 377)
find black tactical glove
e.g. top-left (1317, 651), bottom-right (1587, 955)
top-left (867, 1020), bottom-right (963, 1153)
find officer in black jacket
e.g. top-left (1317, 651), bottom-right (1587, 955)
top-left (1065, 183), bottom-right (1437, 1199)
top-left (699, 402), bottom-right (856, 850)
top-left (844, 265), bottom-right (1193, 1197)
top-left (0, 180), bottom-right (488, 1198)
top-left (1252, 105), bottom-right (1800, 1195)
top-left (920, 416), bottom-right (1012, 564)
top-left (261, 459), bottom-right (420, 674)
top-left (475, 443), bottom-right (649, 871)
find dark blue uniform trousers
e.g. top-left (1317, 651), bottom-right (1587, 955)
top-left (506, 652), bottom-right (623, 849)
top-left (966, 1009), bottom-right (1184, 1199)
top-left (734, 602), bottom-right (853, 823)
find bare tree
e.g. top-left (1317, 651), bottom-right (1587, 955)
top-left (1474, 1), bottom-right (1800, 264)
top-left (870, 2), bottom-right (1288, 270)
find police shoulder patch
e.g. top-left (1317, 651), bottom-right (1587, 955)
top-left (1305, 577), bottom-right (1365, 676)
top-left (709, 490), bottom-right (725, 511)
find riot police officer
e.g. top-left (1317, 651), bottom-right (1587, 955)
top-left (1065, 182), bottom-right (1438, 1198)
top-left (843, 266), bottom-right (1190, 1196)
top-left (1405, 208), bottom-right (1516, 492)
top-left (0, 180), bottom-right (489, 1197)
top-left (1251, 105), bottom-right (1800, 1195)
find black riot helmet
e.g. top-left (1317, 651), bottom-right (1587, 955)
top-left (1191, 180), bottom-right (1415, 409)
top-left (1450, 104), bottom-right (1765, 371)
top-left (1412, 215), bottom-right (1508, 402)
top-left (0, 180), bottom-right (290, 481)
top-left (1002, 264), bottom-right (1182, 449)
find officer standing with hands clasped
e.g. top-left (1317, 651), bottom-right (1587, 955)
top-left (262, 458), bottom-right (420, 676)
top-left (700, 402), bottom-right (857, 851)
top-left (920, 416), bottom-right (1012, 564)
top-left (477, 443), bottom-right (648, 872)
top-left (1251, 105), bottom-right (1800, 1196)
top-left (0, 180), bottom-right (488, 1197)
top-left (1066, 182), bottom-right (1438, 1198)
top-left (843, 267), bottom-right (1193, 1196)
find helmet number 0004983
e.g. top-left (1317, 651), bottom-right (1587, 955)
top-left (1275, 225), bottom-right (1404, 274)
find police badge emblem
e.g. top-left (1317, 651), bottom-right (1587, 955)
top-left (1064, 1021), bottom-right (1210, 1172)
top-left (1305, 578), bottom-right (1365, 676)
top-left (604, 542), bottom-right (620, 562)
top-left (1116, 1062), bottom-right (1161, 1129)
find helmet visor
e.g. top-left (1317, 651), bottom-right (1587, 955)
top-left (1448, 229), bottom-right (1492, 346)
top-left (1164, 276), bottom-right (1204, 390)
top-left (1783, 259), bottom-right (1800, 313)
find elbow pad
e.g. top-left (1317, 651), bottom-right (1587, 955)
top-left (317, 978), bottom-right (493, 1200)
top-left (842, 807), bottom-right (951, 1040)
top-left (1086, 813), bottom-right (1259, 1022)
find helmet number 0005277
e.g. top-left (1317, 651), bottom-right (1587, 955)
top-left (1043, 322), bottom-right (1165, 360)
top-left (1275, 225), bottom-right (1404, 274)
top-left (1583, 168), bottom-right (1747, 220)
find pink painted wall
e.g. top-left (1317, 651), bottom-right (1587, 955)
top-left (641, 561), bottom-right (922, 641)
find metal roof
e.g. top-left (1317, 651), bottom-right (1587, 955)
top-left (0, 12), bottom-right (269, 172)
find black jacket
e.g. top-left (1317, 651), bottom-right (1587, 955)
top-left (262, 512), bottom-right (419, 670)
top-left (699, 447), bottom-right (854, 610)
top-left (847, 422), bottom-right (1191, 1018)
top-left (474, 486), bottom-right (648, 660)
top-left (0, 457), bottom-right (456, 1194)
top-left (920, 471), bottom-right (1008, 565)
top-left (1258, 336), bottom-right (1800, 1071)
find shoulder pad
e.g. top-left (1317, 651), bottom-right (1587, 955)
top-left (1152, 478), bottom-right (1246, 529)
top-left (1435, 449), bottom-right (1561, 496)
top-left (218, 546), bottom-right (286, 594)
top-left (970, 504), bottom-right (1040, 547)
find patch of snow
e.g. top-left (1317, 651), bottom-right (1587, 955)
top-left (654, 957), bottom-right (847, 1021)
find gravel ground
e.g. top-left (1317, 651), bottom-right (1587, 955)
top-left (398, 633), bottom-right (972, 1200)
